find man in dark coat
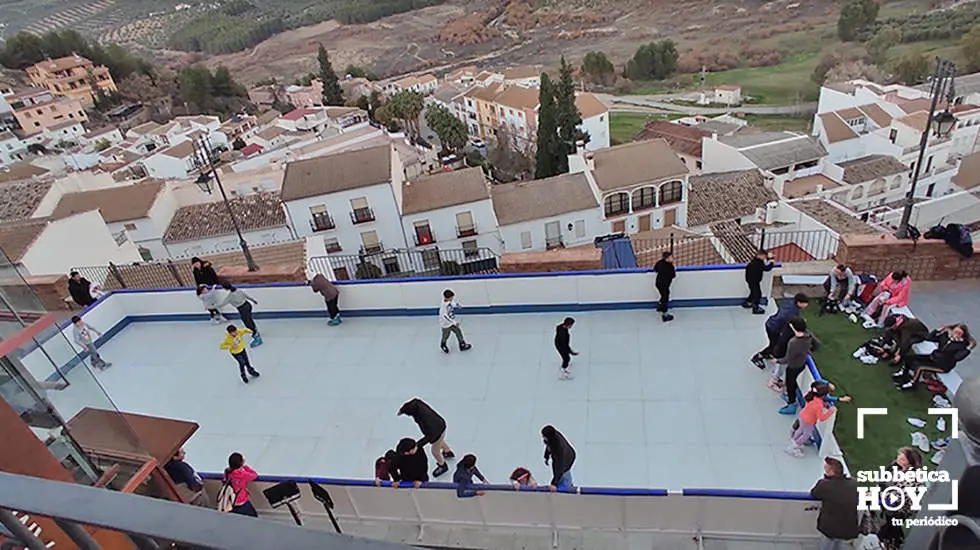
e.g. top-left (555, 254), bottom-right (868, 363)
top-left (542, 425), bottom-right (576, 492)
top-left (68, 271), bottom-right (97, 307)
top-left (389, 438), bottom-right (429, 488)
top-left (192, 257), bottom-right (220, 286)
top-left (743, 249), bottom-right (775, 314)
top-left (398, 398), bottom-right (454, 478)
top-left (809, 457), bottom-right (859, 548)
top-left (653, 251), bottom-right (676, 322)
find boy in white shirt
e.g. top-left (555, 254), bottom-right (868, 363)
top-left (439, 289), bottom-right (472, 354)
top-left (72, 315), bottom-right (111, 370)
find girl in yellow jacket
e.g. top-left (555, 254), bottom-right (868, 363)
top-left (220, 325), bottom-right (260, 384)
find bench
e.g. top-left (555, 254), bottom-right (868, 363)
top-left (781, 275), bottom-right (827, 286)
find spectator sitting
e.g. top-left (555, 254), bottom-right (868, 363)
top-left (864, 270), bottom-right (912, 327)
top-left (876, 447), bottom-right (924, 548)
top-left (510, 467), bottom-right (538, 490)
top-left (374, 450), bottom-right (397, 486)
top-left (164, 447), bottom-right (208, 507)
top-left (824, 264), bottom-right (857, 306)
top-left (453, 454), bottom-right (488, 498)
top-left (390, 438), bottom-right (428, 489)
top-left (883, 314), bottom-right (929, 366)
top-left (894, 324), bottom-right (974, 391)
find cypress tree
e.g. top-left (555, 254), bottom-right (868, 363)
top-left (317, 43), bottom-right (344, 106)
top-left (554, 56), bottom-right (581, 175)
top-left (535, 73), bottom-right (560, 180)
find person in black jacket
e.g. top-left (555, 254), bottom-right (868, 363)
top-left (554, 317), bottom-right (578, 380)
top-left (927, 464), bottom-right (980, 550)
top-left (390, 438), bottom-right (428, 488)
top-left (191, 257), bottom-right (220, 286)
top-left (743, 249), bottom-right (775, 314)
top-left (68, 271), bottom-right (97, 307)
top-left (810, 457), bottom-right (859, 548)
top-left (653, 251), bottom-right (676, 322)
top-left (398, 398), bottom-right (454, 478)
top-left (895, 324), bottom-right (974, 390)
top-left (542, 425), bottom-right (576, 492)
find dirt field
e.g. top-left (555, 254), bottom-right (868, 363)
top-left (195, 0), bottom-right (842, 85)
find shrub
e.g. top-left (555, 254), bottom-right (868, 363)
top-left (440, 261), bottom-right (461, 276)
top-left (355, 262), bottom-right (383, 279)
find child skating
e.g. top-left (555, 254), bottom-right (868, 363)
top-left (220, 325), bottom-right (260, 384)
top-left (785, 386), bottom-right (836, 457)
top-left (554, 317), bottom-right (579, 380)
top-left (439, 289), bottom-right (471, 353)
top-left (220, 283), bottom-right (262, 347)
top-left (72, 315), bottom-right (112, 370)
top-left (197, 284), bottom-right (226, 324)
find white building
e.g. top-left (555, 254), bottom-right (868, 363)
top-left (0, 210), bottom-right (142, 276)
top-left (0, 130), bottom-right (27, 167)
top-left (140, 140), bottom-right (201, 180)
top-left (501, 67), bottom-right (542, 88)
top-left (400, 167), bottom-right (499, 255)
top-left (281, 143), bottom-right (408, 259)
top-left (49, 180), bottom-right (179, 261)
top-left (576, 93), bottom-right (611, 151)
top-left (572, 138), bottom-right (690, 234)
top-left (713, 85), bottom-right (742, 106)
top-left (385, 74), bottom-right (438, 96)
top-left (162, 192), bottom-right (293, 259)
top-left (492, 172), bottom-right (602, 252)
top-left (80, 126), bottom-right (125, 149)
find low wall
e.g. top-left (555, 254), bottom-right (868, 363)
top-left (836, 232), bottom-right (980, 281)
top-left (198, 477), bottom-right (820, 542)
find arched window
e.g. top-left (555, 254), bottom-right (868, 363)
top-left (631, 187), bottom-right (656, 211)
top-left (851, 185), bottom-right (864, 200)
top-left (868, 178), bottom-right (886, 196)
top-left (603, 192), bottom-right (630, 218)
top-left (660, 180), bottom-right (683, 205)
top-left (889, 175), bottom-right (903, 190)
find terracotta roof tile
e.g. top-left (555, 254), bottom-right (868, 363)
top-left (491, 172), bottom-right (598, 226)
top-left (281, 144), bottom-right (391, 201)
top-left (158, 140), bottom-right (196, 159)
top-left (255, 126), bottom-right (287, 141)
top-left (859, 104), bottom-right (892, 127)
top-left (128, 121), bottom-right (162, 136)
top-left (503, 66), bottom-right (540, 80)
top-left (32, 55), bottom-right (94, 73)
top-left (0, 179), bottom-right (54, 221)
top-left (791, 199), bottom-right (879, 235)
top-left (0, 162), bottom-right (49, 184)
top-left (837, 155), bottom-right (908, 184)
top-left (898, 111), bottom-right (929, 132)
top-left (575, 93), bottom-right (607, 119)
top-left (51, 180), bottom-right (164, 223)
top-left (709, 219), bottom-right (758, 263)
top-left (687, 169), bottom-right (778, 227)
top-left (592, 139), bottom-right (688, 192)
top-left (635, 121), bottom-right (710, 158)
top-left (782, 174), bottom-right (840, 199)
top-left (282, 108), bottom-right (318, 121)
top-left (0, 219), bottom-right (47, 262)
top-left (256, 110), bottom-right (281, 126)
top-left (402, 167), bottom-right (489, 215)
top-left (163, 192), bottom-right (286, 244)
top-left (494, 86), bottom-right (539, 110)
top-left (953, 151), bottom-right (980, 190)
top-left (818, 113), bottom-right (859, 144)
top-left (897, 98), bottom-right (931, 114)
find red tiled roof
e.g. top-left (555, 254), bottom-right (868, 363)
top-left (282, 108), bottom-right (318, 121)
top-left (240, 143), bottom-right (263, 157)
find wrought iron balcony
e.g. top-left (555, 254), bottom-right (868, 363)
top-left (350, 207), bottom-right (375, 224)
top-left (310, 213), bottom-right (335, 232)
top-left (456, 223), bottom-right (477, 238)
top-left (546, 236), bottom-right (565, 250)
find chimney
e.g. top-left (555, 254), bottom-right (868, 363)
top-left (585, 151), bottom-right (595, 171)
top-left (816, 184), bottom-right (824, 193)
top-left (575, 140), bottom-right (585, 156)
top-left (712, 132), bottom-right (718, 141)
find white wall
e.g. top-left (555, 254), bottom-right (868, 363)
top-left (700, 138), bottom-right (755, 173)
top-left (816, 86), bottom-right (860, 115)
top-left (284, 182), bottom-right (408, 253)
top-left (141, 152), bottom-right (192, 180)
top-left (581, 113), bottom-right (610, 151)
top-left (908, 189), bottom-right (980, 229)
top-left (498, 208), bottom-right (604, 253)
top-left (20, 210), bottom-right (142, 276)
top-left (164, 226), bottom-right (294, 259)
top-left (402, 198), bottom-right (501, 254)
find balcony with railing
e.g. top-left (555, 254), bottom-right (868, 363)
top-left (359, 241), bottom-right (383, 255)
top-left (309, 212), bottom-right (335, 232)
top-left (350, 207), bottom-right (375, 225)
top-left (545, 235), bottom-right (565, 250)
top-left (456, 223), bottom-right (477, 238)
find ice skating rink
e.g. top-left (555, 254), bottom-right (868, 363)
top-left (49, 307), bottom-right (824, 491)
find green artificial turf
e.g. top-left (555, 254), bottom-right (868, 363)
top-left (804, 310), bottom-right (948, 473)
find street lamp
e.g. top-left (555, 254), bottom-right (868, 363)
top-left (897, 58), bottom-right (958, 239)
top-left (193, 137), bottom-right (259, 272)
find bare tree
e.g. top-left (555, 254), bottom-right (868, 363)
top-left (488, 126), bottom-right (533, 182)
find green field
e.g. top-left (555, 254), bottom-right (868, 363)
top-left (805, 310), bottom-right (946, 473)
top-left (742, 114), bottom-right (812, 132)
top-left (609, 112), bottom-right (672, 145)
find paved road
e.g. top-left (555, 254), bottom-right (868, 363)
top-left (593, 93), bottom-right (817, 116)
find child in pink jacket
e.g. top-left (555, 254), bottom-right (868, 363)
top-left (224, 452), bottom-right (259, 516)
top-left (865, 270), bottom-right (911, 326)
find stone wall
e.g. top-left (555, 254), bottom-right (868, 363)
top-left (836, 233), bottom-right (980, 281)
top-left (218, 264), bottom-right (308, 285)
top-left (499, 248), bottom-right (603, 273)
top-left (0, 274), bottom-right (74, 312)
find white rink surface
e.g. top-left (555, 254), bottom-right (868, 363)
top-left (49, 306), bottom-right (825, 492)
